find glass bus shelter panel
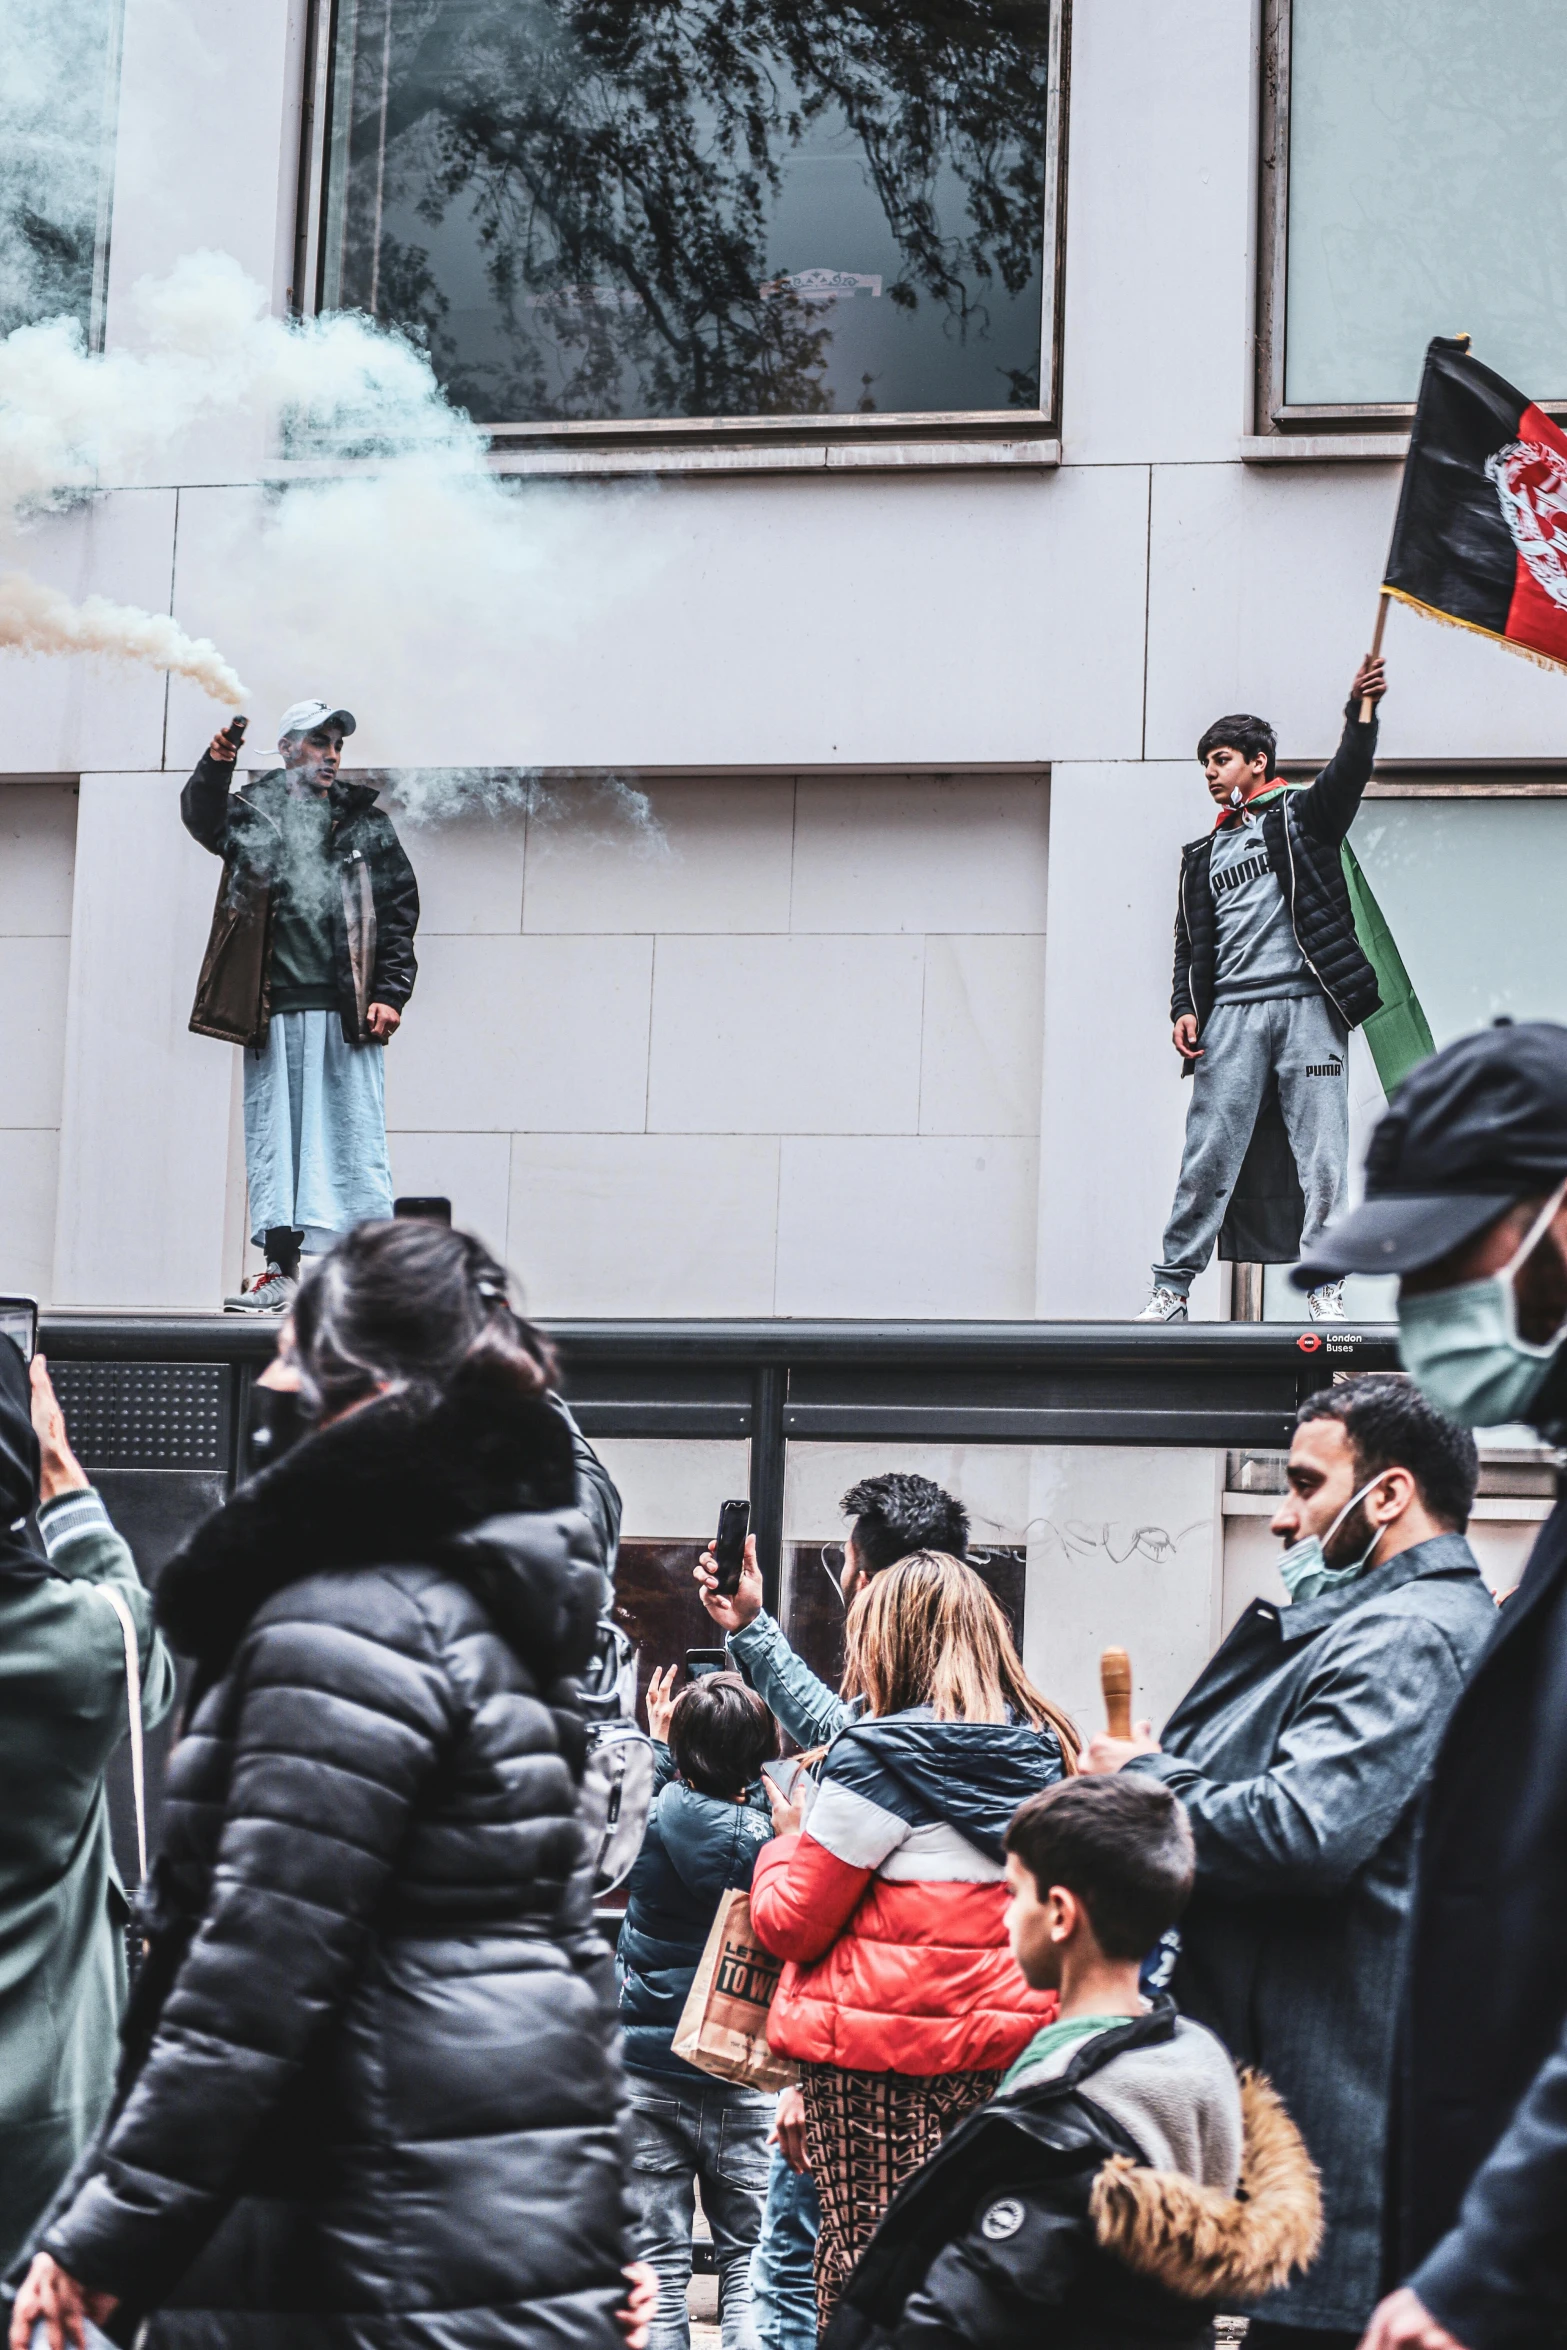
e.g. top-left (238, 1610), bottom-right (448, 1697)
top-left (781, 1440), bottom-right (1229, 1756)
top-left (591, 1437), bottom-right (753, 1732)
top-left (779, 1541), bottom-right (1026, 1741)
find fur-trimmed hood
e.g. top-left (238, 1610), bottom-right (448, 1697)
top-left (1091, 2068), bottom-right (1322, 2303)
top-left (157, 1377), bottom-right (585, 1675)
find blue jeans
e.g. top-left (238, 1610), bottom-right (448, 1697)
top-left (750, 2147), bottom-right (821, 2350)
top-left (628, 2069), bottom-right (772, 2350)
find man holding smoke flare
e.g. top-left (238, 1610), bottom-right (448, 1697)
top-left (183, 702), bottom-right (420, 1311)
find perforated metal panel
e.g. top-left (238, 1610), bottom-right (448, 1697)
top-left (51, 1362), bottom-right (230, 1471)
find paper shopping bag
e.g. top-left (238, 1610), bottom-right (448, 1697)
top-left (671, 1887), bottom-right (796, 2092)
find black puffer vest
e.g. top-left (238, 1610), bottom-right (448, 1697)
top-left (43, 1383), bottom-right (634, 2350)
top-left (1171, 708), bottom-right (1382, 1045)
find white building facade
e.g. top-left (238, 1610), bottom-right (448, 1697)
top-left (3, 0), bottom-right (1564, 1718)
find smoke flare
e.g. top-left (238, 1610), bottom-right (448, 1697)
top-left (0, 570), bottom-right (248, 702)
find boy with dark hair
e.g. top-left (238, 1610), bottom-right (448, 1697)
top-left (618, 1670), bottom-right (779, 2350)
top-left (1137, 654), bottom-right (1387, 1324)
top-left (823, 1776), bottom-right (1319, 2350)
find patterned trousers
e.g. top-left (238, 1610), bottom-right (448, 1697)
top-left (796, 2061), bottom-right (995, 2334)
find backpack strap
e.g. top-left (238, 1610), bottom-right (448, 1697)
top-left (97, 1583), bottom-right (147, 1884)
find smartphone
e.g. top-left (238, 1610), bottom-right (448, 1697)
top-left (0, 1294), bottom-right (38, 1363)
top-left (711, 1497), bottom-right (751, 1598)
top-left (394, 1195), bottom-right (452, 1224)
top-left (761, 1756), bottom-right (804, 1800)
top-left (685, 1648), bottom-right (729, 1679)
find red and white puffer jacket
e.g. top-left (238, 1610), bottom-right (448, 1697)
top-left (750, 1706), bottom-right (1066, 2075)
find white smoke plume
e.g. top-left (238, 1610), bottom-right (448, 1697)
top-left (0, 251), bottom-right (469, 516)
top-left (1, 249), bottom-right (660, 742)
top-left (0, 570), bottom-right (246, 700)
top-left (0, 251), bottom-right (478, 702)
top-left (383, 767), bottom-right (668, 853)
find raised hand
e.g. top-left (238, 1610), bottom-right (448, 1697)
top-left (645, 1663), bottom-right (678, 1743)
top-left (693, 1532), bottom-right (763, 1632)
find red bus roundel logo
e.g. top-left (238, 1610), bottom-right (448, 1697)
top-left (1297, 1332), bottom-right (1323, 1353)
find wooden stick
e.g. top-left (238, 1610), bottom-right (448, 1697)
top-left (1359, 591), bottom-right (1390, 723)
top-left (1100, 1647), bottom-right (1133, 1741)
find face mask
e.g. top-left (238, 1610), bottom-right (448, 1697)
top-left (1278, 1475), bottom-right (1388, 1604)
top-left (1397, 1179), bottom-right (1567, 1429)
top-left (246, 1382), bottom-right (309, 1470)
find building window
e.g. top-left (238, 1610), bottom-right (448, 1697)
top-left (311, 0), bottom-right (1064, 435)
top-left (0, 0), bottom-right (123, 345)
top-left (1351, 782), bottom-right (1567, 1037)
top-left (1258, 0), bottom-right (1567, 426)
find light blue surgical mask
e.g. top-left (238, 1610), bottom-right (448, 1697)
top-left (1397, 1179), bottom-right (1567, 1430)
top-left (1278, 1475), bottom-right (1388, 1604)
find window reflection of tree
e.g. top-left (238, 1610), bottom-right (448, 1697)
top-left (330, 0), bottom-right (1052, 420)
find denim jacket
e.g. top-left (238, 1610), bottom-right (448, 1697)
top-left (725, 1609), bottom-right (859, 1751)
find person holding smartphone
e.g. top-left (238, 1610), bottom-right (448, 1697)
top-left (0, 1343), bottom-right (175, 2275)
top-left (694, 1473), bottom-right (971, 1753)
top-left (694, 1475), bottom-right (971, 2350)
top-left (748, 1552), bottom-right (1080, 2334)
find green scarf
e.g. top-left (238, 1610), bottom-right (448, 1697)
top-left (1225, 785), bottom-right (1433, 1096)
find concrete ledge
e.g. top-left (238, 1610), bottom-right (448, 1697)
top-left (1223, 1490), bottom-right (1552, 1520)
top-left (488, 438), bottom-right (1061, 479)
top-left (1240, 433), bottom-right (1409, 464)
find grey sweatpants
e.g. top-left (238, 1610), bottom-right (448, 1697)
top-left (1154, 994), bottom-right (1349, 1294)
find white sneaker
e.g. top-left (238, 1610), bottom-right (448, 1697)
top-left (223, 1264), bottom-right (298, 1315)
top-left (1134, 1286), bottom-right (1189, 1322)
top-left (1307, 1280), bottom-right (1346, 1321)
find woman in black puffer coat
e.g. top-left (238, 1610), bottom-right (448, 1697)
top-left (10, 1221), bottom-right (647, 2350)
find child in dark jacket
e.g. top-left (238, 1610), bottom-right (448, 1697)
top-left (823, 1776), bottom-right (1322, 2350)
top-left (617, 1669), bottom-right (779, 2350)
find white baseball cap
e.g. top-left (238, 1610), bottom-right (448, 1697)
top-left (278, 700), bottom-right (356, 739)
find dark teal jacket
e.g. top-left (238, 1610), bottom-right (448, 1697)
top-left (615, 1756), bottom-right (772, 2080)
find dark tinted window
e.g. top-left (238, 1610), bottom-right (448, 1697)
top-left (320, 0), bottom-right (1059, 424)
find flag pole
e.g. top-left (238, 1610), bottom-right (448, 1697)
top-left (1359, 591), bottom-right (1391, 722)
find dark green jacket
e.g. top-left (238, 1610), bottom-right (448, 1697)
top-left (0, 1489), bottom-right (175, 2270)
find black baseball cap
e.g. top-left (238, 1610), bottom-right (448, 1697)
top-left (1293, 1020), bottom-right (1567, 1285)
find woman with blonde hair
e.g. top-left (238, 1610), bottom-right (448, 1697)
top-left (749, 1550), bottom-right (1078, 2329)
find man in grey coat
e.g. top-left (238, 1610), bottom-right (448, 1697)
top-left (1083, 1375), bottom-right (1496, 2350)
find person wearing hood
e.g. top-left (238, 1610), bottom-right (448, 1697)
top-left (0, 1344), bottom-right (175, 2275)
top-left (748, 1551), bottom-right (1080, 2331)
top-left (182, 703), bottom-right (420, 1314)
top-left (1137, 652), bottom-right (1392, 1325)
top-left (9, 1218), bottom-right (654, 2350)
top-left (1289, 1019), bottom-right (1567, 2350)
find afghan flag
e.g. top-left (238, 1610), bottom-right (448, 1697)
top-left (1384, 336), bottom-right (1567, 673)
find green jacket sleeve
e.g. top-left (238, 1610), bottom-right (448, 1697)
top-left (37, 1488), bottom-right (177, 1732)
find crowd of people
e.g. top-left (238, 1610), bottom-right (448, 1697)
top-left (5, 1018), bottom-right (1567, 2350)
